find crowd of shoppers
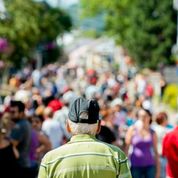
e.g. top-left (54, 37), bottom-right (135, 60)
top-left (0, 61), bottom-right (176, 177)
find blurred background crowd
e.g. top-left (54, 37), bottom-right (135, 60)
top-left (0, 60), bottom-right (177, 177)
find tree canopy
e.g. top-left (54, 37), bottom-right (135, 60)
top-left (81, 0), bottom-right (176, 69)
top-left (0, 0), bottom-right (72, 67)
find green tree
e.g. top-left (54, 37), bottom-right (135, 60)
top-left (81, 0), bottom-right (176, 69)
top-left (0, 0), bottom-right (72, 67)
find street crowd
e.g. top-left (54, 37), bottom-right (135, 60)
top-left (0, 59), bottom-right (177, 178)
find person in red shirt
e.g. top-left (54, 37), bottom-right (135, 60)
top-left (162, 126), bottom-right (178, 178)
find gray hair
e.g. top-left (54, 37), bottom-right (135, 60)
top-left (67, 119), bottom-right (98, 135)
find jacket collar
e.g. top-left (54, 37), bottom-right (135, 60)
top-left (69, 134), bottom-right (97, 144)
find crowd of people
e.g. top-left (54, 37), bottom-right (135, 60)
top-left (0, 61), bottom-right (177, 178)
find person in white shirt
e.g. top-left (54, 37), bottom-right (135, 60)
top-left (42, 107), bottom-right (64, 149)
top-left (152, 112), bottom-right (172, 178)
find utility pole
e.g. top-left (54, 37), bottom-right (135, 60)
top-left (173, 0), bottom-right (178, 46)
top-left (173, 0), bottom-right (178, 112)
top-left (0, 0), bottom-right (6, 19)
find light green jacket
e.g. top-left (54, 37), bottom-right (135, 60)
top-left (38, 134), bottom-right (132, 178)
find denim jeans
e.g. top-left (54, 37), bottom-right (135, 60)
top-left (160, 156), bottom-right (167, 178)
top-left (131, 165), bottom-right (156, 178)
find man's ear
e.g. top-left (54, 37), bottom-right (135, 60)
top-left (96, 120), bottom-right (101, 134)
top-left (66, 120), bottom-right (71, 133)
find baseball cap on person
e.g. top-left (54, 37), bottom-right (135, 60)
top-left (68, 97), bottom-right (100, 124)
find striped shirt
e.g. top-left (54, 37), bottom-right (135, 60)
top-left (38, 134), bottom-right (132, 178)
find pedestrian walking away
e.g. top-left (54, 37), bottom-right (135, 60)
top-left (38, 97), bottom-right (132, 178)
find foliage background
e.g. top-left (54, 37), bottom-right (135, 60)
top-left (163, 84), bottom-right (178, 110)
top-left (0, 0), bottom-right (72, 67)
top-left (81, 0), bottom-right (176, 69)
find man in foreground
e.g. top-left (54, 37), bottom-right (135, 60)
top-left (38, 97), bottom-right (132, 178)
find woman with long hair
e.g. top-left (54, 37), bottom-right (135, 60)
top-left (125, 108), bottom-right (160, 178)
